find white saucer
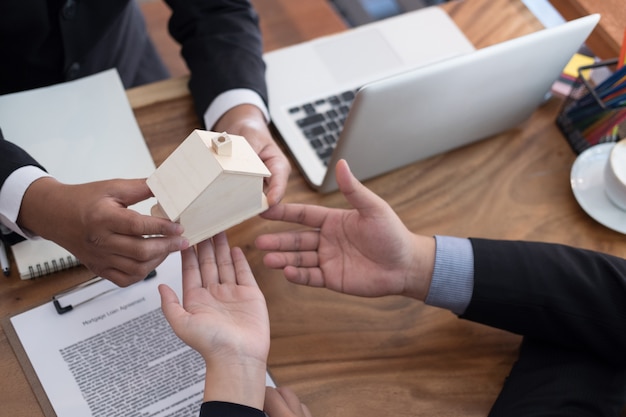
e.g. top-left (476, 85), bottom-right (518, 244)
top-left (571, 143), bottom-right (626, 234)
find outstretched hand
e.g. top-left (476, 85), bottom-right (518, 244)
top-left (159, 232), bottom-right (269, 409)
top-left (255, 160), bottom-right (434, 300)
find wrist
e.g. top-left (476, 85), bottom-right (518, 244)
top-left (402, 234), bottom-right (435, 301)
top-left (213, 104), bottom-right (267, 134)
top-left (17, 176), bottom-right (65, 237)
top-left (203, 357), bottom-right (268, 410)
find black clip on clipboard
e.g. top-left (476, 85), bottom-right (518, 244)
top-left (52, 270), bottom-right (157, 314)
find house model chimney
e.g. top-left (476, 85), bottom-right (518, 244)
top-left (211, 132), bottom-right (232, 156)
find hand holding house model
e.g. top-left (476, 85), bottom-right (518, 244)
top-left (147, 129), bottom-right (271, 245)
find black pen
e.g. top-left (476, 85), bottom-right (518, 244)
top-left (0, 239), bottom-right (10, 277)
top-left (53, 269), bottom-right (157, 314)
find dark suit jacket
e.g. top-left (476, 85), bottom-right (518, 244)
top-left (199, 402), bottom-right (265, 417)
top-left (0, 0), bottom-right (266, 187)
top-left (0, 129), bottom-right (44, 191)
top-left (464, 238), bottom-right (626, 367)
top-left (0, 0), bottom-right (266, 120)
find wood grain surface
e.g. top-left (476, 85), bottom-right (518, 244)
top-left (2, 1), bottom-right (624, 416)
top-left (549, 0), bottom-right (625, 59)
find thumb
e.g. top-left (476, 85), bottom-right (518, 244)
top-left (114, 178), bottom-right (154, 207)
top-left (335, 159), bottom-right (386, 215)
top-left (159, 284), bottom-right (185, 325)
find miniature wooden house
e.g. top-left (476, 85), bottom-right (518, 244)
top-left (147, 129), bottom-right (271, 245)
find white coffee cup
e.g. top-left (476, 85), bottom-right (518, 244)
top-left (604, 139), bottom-right (626, 211)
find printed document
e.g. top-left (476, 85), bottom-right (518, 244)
top-left (9, 253), bottom-right (274, 417)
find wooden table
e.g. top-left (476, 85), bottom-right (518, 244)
top-left (549, 0), bottom-right (625, 60)
top-left (2, 1), bottom-right (625, 416)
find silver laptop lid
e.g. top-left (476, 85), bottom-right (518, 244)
top-left (265, 6), bottom-right (475, 188)
top-left (317, 13), bottom-right (599, 192)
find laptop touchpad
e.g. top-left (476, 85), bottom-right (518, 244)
top-left (313, 29), bottom-right (402, 84)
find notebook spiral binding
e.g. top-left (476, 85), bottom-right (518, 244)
top-left (27, 255), bottom-right (80, 279)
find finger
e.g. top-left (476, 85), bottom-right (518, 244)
top-left (158, 284), bottom-right (186, 327)
top-left (212, 232), bottom-right (236, 284)
top-left (111, 178), bottom-right (154, 206)
top-left (109, 209), bottom-right (185, 238)
top-left (262, 251), bottom-right (320, 270)
top-left (264, 387), bottom-right (293, 417)
top-left (104, 233), bottom-right (188, 262)
top-left (260, 253), bottom-right (327, 288)
top-left (92, 265), bottom-right (150, 287)
top-left (249, 129), bottom-right (291, 206)
top-left (102, 179), bottom-right (185, 236)
top-left (139, 216), bottom-right (185, 237)
top-left (158, 283), bottom-right (180, 305)
top-left (195, 238), bottom-right (219, 288)
top-left (86, 240), bottom-right (181, 287)
top-left (231, 246), bottom-right (257, 287)
top-left (86, 252), bottom-right (167, 287)
top-left (283, 266), bottom-right (326, 288)
top-left (264, 157), bottom-right (291, 206)
top-left (264, 387), bottom-right (308, 417)
top-left (276, 387), bottom-right (307, 416)
top-left (181, 246), bottom-right (204, 292)
top-left (302, 403), bottom-right (313, 417)
top-left (260, 203), bottom-right (332, 229)
top-left (335, 159), bottom-right (386, 215)
top-left (255, 231), bottom-right (320, 252)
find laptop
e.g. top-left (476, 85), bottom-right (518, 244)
top-left (264, 7), bottom-right (599, 193)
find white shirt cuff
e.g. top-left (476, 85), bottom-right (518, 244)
top-left (0, 166), bottom-right (51, 238)
top-left (203, 89), bottom-right (269, 130)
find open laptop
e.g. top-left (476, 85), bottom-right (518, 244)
top-left (264, 7), bottom-right (599, 193)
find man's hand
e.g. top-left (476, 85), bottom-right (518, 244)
top-left (214, 104), bottom-right (291, 206)
top-left (256, 160), bottom-right (435, 301)
top-left (18, 177), bottom-right (189, 286)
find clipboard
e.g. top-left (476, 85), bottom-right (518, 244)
top-left (2, 253), bottom-right (199, 417)
top-left (2, 253), bottom-right (276, 417)
top-left (3, 315), bottom-right (57, 417)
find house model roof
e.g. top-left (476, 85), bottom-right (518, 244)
top-left (146, 129), bottom-right (271, 244)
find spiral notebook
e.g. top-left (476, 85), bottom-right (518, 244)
top-left (0, 69), bottom-right (156, 279)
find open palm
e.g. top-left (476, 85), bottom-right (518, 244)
top-left (159, 233), bottom-right (269, 365)
top-left (257, 159), bottom-right (419, 298)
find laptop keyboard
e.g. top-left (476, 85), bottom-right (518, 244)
top-left (288, 88), bottom-right (359, 166)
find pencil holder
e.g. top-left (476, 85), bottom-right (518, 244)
top-left (556, 58), bottom-right (626, 155)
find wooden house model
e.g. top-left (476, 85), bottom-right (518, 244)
top-left (147, 129), bottom-right (271, 245)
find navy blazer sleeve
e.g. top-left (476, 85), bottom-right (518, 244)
top-left (462, 238), bottom-right (626, 367)
top-left (165, 0), bottom-right (267, 124)
top-left (0, 128), bottom-right (45, 190)
top-left (199, 401), bottom-right (265, 417)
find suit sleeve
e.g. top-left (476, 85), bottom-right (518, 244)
top-left (462, 238), bottom-right (626, 366)
top-left (164, 0), bottom-right (267, 124)
top-left (199, 401), bottom-right (265, 417)
top-left (0, 127), bottom-right (45, 190)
